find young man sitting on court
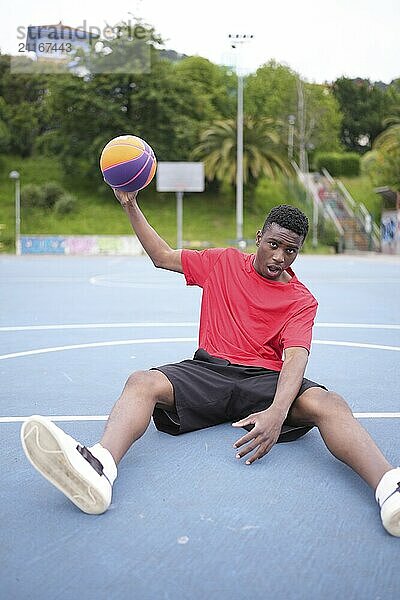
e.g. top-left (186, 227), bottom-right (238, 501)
top-left (21, 196), bottom-right (400, 537)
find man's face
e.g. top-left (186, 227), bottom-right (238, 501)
top-left (253, 223), bottom-right (304, 281)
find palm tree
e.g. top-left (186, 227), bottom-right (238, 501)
top-left (192, 117), bottom-right (290, 186)
top-left (373, 110), bottom-right (400, 154)
top-left (362, 110), bottom-right (400, 191)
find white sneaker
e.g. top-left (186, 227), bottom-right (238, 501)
top-left (21, 415), bottom-right (117, 515)
top-left (375, 468), bottom-right (400, 537)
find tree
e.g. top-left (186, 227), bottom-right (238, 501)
top-left (0, 96), bottom-right (10, 152)
top-left (23, 18), bottom-right (235, 182)
top-left (373, 105), bottom-right (400, 153)
top-left (0, 54), bottom-right (51, 156)
top-left (245, 60), bottom-right (298, 123)
top-left (7, 101), bottom-right (39, 156)
top-left (175, 56), bottom-right (236, 120)
top-left (331, 77), bottom-right (393, 153)
top-left (245, 61), bottom-right (342, 159)
top-left (128, 57), bottom-right (220, 161)
top-left (362, 115), bottom-right (400, 191)
top-left (39, 74), bottom-right (128, 179)
top-left (303, 83), bottom-right (342, 156)
top-left (361, 148), bottom-right (400, 192)
top-left (374, 122), bottom-right (400, 155)
top-left (191, 116), bottom-right (289, 187)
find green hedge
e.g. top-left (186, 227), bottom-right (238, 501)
top-left (21, 181), bottom-right (76, 211)
top-left (314, 152), bottom-right (360, 177)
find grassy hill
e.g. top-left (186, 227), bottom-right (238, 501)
top-left (0, 155), bottom-right (381, 254)
top-left (0, 155), bottom-right (246, 251)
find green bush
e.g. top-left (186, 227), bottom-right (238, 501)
top-left (253, 177), bottom-right (288, 214)
top-left (254, 176), bottom-right (308, 215)
top-left (42, 181), bottom-right (64, 208)
top-left (339, 153), bottom-right (360, 176)
top-left (22, 181), bottom-right (68, 209)
top-left (314, 152), bottom-right (360, 177)
top-left (53, 193), bottom-right (77, 215)
top-left (21, 183), bottom-right (47, 208)
top-left (314, 152), bottom-right (340, 175)
top-left (0, 224), bottom-right (13, 253)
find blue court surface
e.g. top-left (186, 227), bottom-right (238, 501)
top-left (1, 252), bottom-right (400, 600)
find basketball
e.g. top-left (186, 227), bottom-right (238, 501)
top-left (100, 135), bottom-right (157, 192)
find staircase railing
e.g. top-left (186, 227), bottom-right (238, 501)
top-left (292, 161), bottom-right (345, 249)
top-left (336, 179), bottom-right (380, 251)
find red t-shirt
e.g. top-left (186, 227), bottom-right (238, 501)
top-left (181, 247), bottom-right (318, 371)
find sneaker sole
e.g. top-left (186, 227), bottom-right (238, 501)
top-left (21, 416), bottom-right (109, 515)
top-left (381, 497), bottom-right (400, 537)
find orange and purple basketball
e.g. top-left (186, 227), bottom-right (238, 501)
top-left (100, 135), bottom-right (157, 192)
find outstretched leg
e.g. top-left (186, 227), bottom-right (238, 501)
top-left (287, 388), bottom-right (391, 488)
top-left (21, 369), bottom-right (175, 514)
top-left (100, 369), bottom-right (175, 464)
top-left (286, 388), bottom-right (400, 535)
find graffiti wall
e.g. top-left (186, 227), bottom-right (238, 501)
top-left (21, 235), bottom-right (143, 256)
top-left (381, 210), bottom-right (400, 255)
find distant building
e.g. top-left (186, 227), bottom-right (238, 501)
top-left (25, 22), bottom-right (98, 62)
top-left (158, 49), bottom-right (189, 63)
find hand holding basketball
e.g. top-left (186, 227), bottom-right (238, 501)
top-left (113, 188), bottom-right (138, 208)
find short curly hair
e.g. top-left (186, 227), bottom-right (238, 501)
top-left (261, 205), bottom-right (309, 240)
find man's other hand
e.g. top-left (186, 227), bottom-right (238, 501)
top-left (232, 406), bottom-right (286, 464)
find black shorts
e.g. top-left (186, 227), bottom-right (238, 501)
top-left (152, 348), bottom-right (327, 442)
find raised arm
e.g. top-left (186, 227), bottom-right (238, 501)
top-left (114, 189), bottom-right (183, 273)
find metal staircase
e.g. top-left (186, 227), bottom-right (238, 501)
top-left (293, 162), bottom-right (380, 253)
top-left (321, 170), bottom-right (380, 252)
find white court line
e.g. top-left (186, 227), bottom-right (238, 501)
top-left (313, 340), bottom-right (400, 352)
top-left (356, 413), bottom-right (400, 418)
top-left (1, 412), bottom-right (400, 423)
top-left (316, 323), bottom-right (400, 330)
top-left (0, 416), bottom-right (108, 423)
top-left (0, 322), bottom-right (197, 332)
top-left (0, 338), bottom-right (399, 361)
top-left (2, 277), bottom-right (88, 283)
top-left (307, 278), bottom-right (400, 284)
top-left (0, 322), bottom-right (198, 332)
top-left (0, 322), bottom-right (399, 332)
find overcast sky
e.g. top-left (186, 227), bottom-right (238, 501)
top-left (2, 0), bottom-right (399, 83)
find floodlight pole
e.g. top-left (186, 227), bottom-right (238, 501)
top-left (312, 187), bottom-right (318, 249)
top-left (228, 33), bottom-right (253, 248)
top-left (9, 171), bottom-right (21, 256)
top-left (307, 144), bottom-right (318, 249)
top-left (236, 72), bottom-right (244, 245)
top-left (296, 80), bottom-right (318, 248)
top-left (288, 115), bottom-right (296, 161)
top-left (297, 79), bottom-right (307, 173)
